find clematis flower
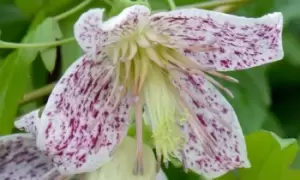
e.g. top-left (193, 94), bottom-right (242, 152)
top-left (1, 110), bottom-right (160, 180)
top-left (35, 5), bottom-right (283, 179)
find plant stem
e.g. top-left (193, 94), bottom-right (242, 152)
top-left (19, 83), bottom-right (56, 105)
top-left (54, 0), bottom-right (94, 21)
top-left (0, 37), bottom-right (75, 49)
top-left (166, 0), bottom-right (177, 10)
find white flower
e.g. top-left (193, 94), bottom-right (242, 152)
top-left (34, 5), bottom-right (283, 179)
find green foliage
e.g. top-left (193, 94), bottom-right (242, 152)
top-left (0, 52), bottom-right (30, 134)
top-left (224, 67), bottom-right (271, 134)
top-left (0, 1), bottom-right (75, 134)
top-left (218, 131), bottom-right (300, 180)
top-left (35, 18), bottom-right (62, 72)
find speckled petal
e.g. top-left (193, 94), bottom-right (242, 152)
top-left (101, 5), bottom-right (151, 42)
top-left (171, 73), bottom-right (249, 179)
top-left (15, 109), bottom-right (40, 136)
top-left (74, 9), bottom-right (106, 54)
top-left (37, 54), bottom-right (131, 175)
top-left (74, 5), bottom-right (150, 55)
top-left (0, 134), bottom-right (59, 180)
top-left (150, 9), bottom-right (283, 71)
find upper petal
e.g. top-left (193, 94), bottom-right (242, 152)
top-left (15, 109), bottom-right (40, 136)
top-left (0, 134), bottom-right (59, 180)
top-left (150, 9), bottom-right (283, 71)
top-left (171, 72), bottom-right (249, 178)
top-left (37, 54), bottom-right (131, 174)
top-left (74, 5), bottom-right (150, 54)
top-left (74, 9), bottom-right (105, 53)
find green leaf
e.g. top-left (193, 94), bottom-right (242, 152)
top-left (0, 0), bottom-right (83, 136)
top-left (283, 32), bottom-right (300, 66)
top-left (34, 17), bottom-right (62, 72)
top-left (0, 52), bottom-right (30, 134)
top-left (148, 0), bottom-right (169, 10)
top-left (0, 3), bottom-right (29, 57)
top-left (217, 131), bottom-right (300, 180)
top-left (0, 13), bottom-right (58, 134)
top-left (41, 0), bottom-right (78, 16)
top-left (40, 47), bottom-right (56, 72)
top-left (279, 0), bottom-right (300, 24)
top-left (59, 13), bottom-right (82, 73)
top-left (14, 0), bottom-right (45, 17)
top-left (34, 18), bottom-right (62, 45)
top-left (235, 0), bottom-right (275, 17)
top-left (223, 67), bottom-right (270, 134)
top-left (283, 170), bottom-right (300, 180)
top-left (262, 113), bottom-right (285, 137)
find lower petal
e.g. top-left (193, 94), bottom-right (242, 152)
top-left (0, 134), bottom-right (59, 180)
top-left (14, 109), bottom-right (40, 136)
top-left (37, 54), bottom-right (131, 174)
top-left (171, 72), bottom-right (249, 178)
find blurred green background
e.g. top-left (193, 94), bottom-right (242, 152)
top-left (1, 0), bottom-right (300, 179)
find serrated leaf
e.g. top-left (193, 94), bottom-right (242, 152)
top-left (217, 131), bottom-right (300, 180)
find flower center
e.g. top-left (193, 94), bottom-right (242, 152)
top-left (105, 30), bottom-right (191, 161)
top-left (106, 29), bottom-right (204, 96)
top-left (104, 28), bottom-right (238, 163)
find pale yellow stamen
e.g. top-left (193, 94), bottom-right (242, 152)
top-left (143, 65), bottom-right (187, 163)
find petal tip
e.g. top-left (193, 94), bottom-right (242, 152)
top-left (74, 8), bottom-right (105, 52)
top-left (14, 109), bottom-right (40, 135)
top-left (263, 12), bottom-right (284, 62)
